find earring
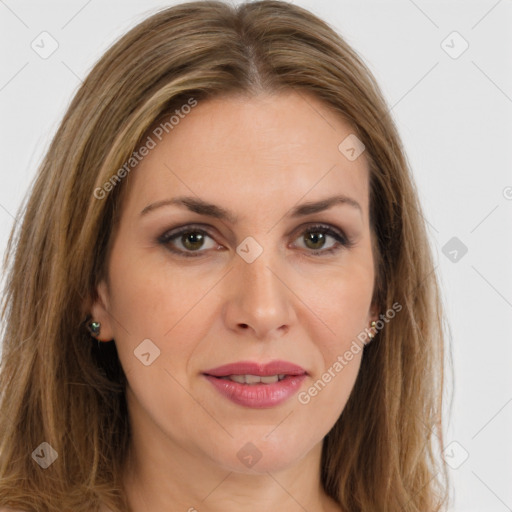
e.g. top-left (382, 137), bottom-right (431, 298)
top-left (367, 320), bottom-right (377, 344)
top-left (88, 321), bottom-right (101, 337)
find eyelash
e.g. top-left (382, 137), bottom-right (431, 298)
top-left (157, 223), bottom-right (355, 258)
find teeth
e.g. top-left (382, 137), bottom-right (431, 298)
top-left (260, 375), bottom-right (280, 384)
top-left (220, 374), bottom-right (288, 384)
top-left (246, 374), bottom-right (267, 384)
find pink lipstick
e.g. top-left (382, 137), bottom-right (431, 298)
top-left (202, 360), bottom-right (307, 409)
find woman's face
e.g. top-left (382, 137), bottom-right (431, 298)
top-left (93, 91), bottom-right (377, 474)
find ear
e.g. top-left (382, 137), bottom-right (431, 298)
top-left (89, 279), bottom-right (115, 342)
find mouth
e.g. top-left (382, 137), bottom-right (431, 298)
top-left (202, 360), bottom-right (308, 408)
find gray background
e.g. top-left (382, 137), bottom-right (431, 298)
top-left (1, 1), bottom-right (511, 510)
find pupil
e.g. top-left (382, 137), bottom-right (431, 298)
top-left (306, 232), bottom-right (324, 249)
top-left (183, 232), bottom-right (203, 250)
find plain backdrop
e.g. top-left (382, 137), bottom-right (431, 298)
top-left (1, 1), bottom-right (511, 511)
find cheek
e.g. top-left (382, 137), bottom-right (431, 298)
top-left (106, 244), bottom-right (224, 389)
top-left (296, 271), bottom-right (369, 424)
top-left (285, 255), bottom-right (372, 420)
top-left (105, 249), bottom-right (210, 433)
top-left (299, 256), bottom-right (374, 355)
top-left (107, 241), bottom-right (218, 337)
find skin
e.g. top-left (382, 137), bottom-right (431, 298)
top-left (92, 91), bottom-right (379, 512)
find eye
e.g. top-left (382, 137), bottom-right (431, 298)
top-left (158, 225), bottom-right (218, 257)
top-left (291, 224), bottom-right (354, 256)
top-left (158, 223), bottom-right (354, 258)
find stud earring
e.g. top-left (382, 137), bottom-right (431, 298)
top-left (88, 321), bottom-right (101, 337)
top-left (367, 320), bottom-right (377, 344)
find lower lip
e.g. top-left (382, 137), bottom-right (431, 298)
top-left (203, 374), bottom-right (307, 408)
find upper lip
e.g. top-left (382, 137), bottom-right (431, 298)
top-left (203, 360), bottom-right (307, 377)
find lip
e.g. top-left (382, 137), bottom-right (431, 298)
top-left (202, 360), bottom-right (307, 377)
top-left (202, 360), bottom-right (308, 409)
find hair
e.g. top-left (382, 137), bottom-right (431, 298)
top-left (0, 1), bottom-right (451, 511)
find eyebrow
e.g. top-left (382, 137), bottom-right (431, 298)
top-left (140, 194), bottom-right (362, 222)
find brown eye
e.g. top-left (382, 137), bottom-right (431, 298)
top-left (292, 224), bottom-right (352, 256)
top-left (302, 231), bottom-right (328, 250)
top-left (180, 232), bottom-right (206, 251)
top-left (158, 223), bottom-right (354, 258)
top-left (158, 226), bottom-right (217, 257)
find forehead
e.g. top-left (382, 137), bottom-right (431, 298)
top-left (122, 91), bottom-right (370, 223)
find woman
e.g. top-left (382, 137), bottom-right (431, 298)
top-left (0, 1), bottom-right (450, 511)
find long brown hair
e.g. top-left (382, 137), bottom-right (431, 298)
top-left (0, 1), bottom-right (450, 510)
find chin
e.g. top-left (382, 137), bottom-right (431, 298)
top-left (209, 432), bottom-right (318, 475)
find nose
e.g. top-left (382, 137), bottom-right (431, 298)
top-left (222, 250), bottom-right (297, 340)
